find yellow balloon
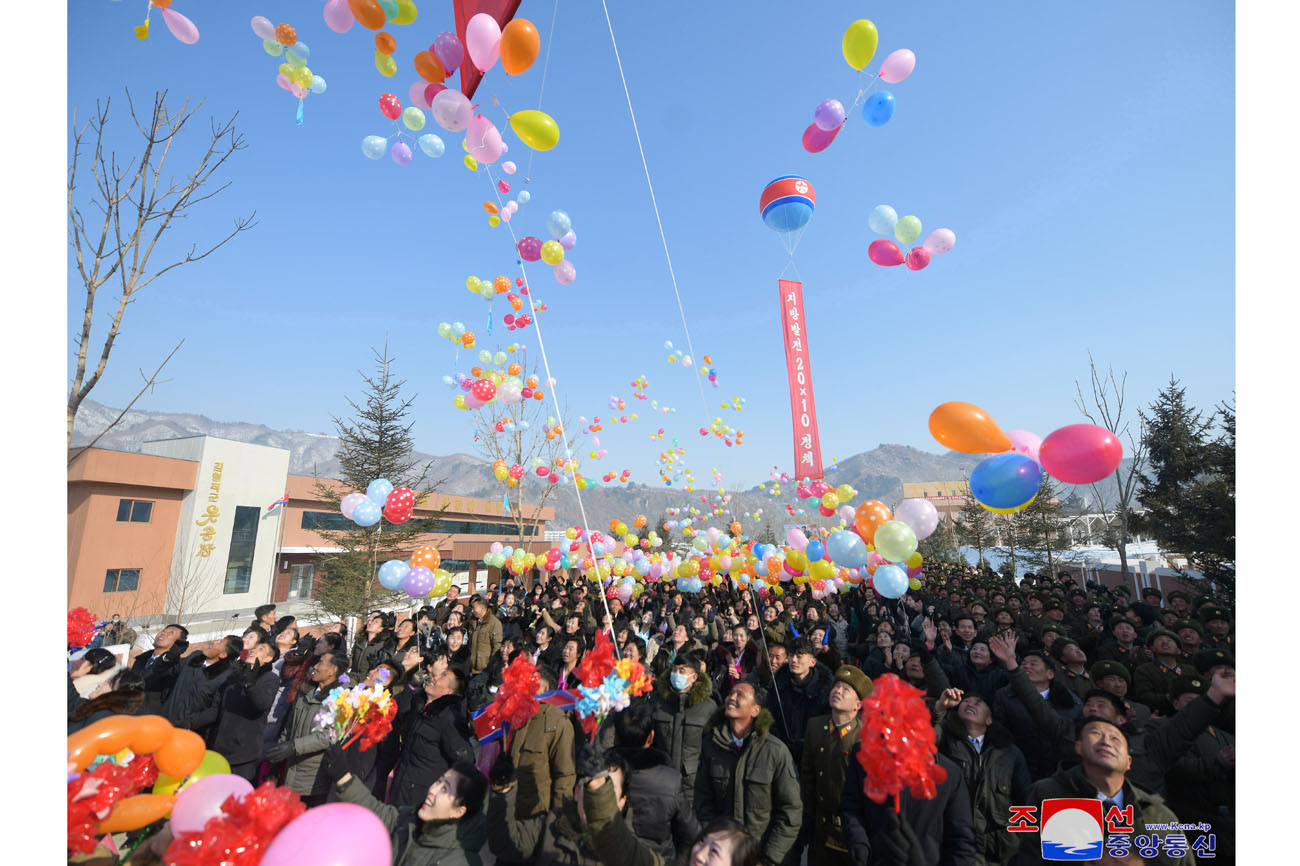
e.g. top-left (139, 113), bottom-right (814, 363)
top-left (539, 240), bottom-right (565, 265)
top-left (906, 551), bottom-right (923, 569)
top-left (452, 394), bottom-right (467, 410)
top-left (786, 549), bottom-right (808, 571)
top-left (279, 63), bottom-right (292, 78)
top-left (488, 215), bottom-right (501, 227)
top-left (152, 750), bottom-right (230, 796)
top-left (842, 19), bottom-right (879, 71)
top-left (835, 484), bottom-right (855, 502)
top-left (394, 0), bottom-right (419, 26)
top-left (509, 110), bottom-right (561, 151)
top-left (810, 559), bottom-right (835, 581)
top-left (909, 577), bottom-right (922, 590)
top-left (981, 494), bottom-right (1037, 515)
top-left (464, 154), bottom-right (478, 171)
top-left (375, 50), bottom-right (397, 77)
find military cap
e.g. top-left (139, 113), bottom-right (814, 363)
top-left (1045, 597), bottom-right (1066, 612)
top-left (1169, 674), bottom-right (1208, 698)
top-left (1172, 618), bottom-right (1205, 638)
top-left (1108, 615), bottom-right (1139, 631)
top-left (1200, 606), bottom-right (1231, 625)
top-left (834, 664), bottom-right (874, 700)
top-left (1167, 590), bottom-right (1192, 604)
top-left (1193, 649), bottom-right (1234, 673)
top-left (1090, 660), bottom-right (1132, 685)
top-left (1113, 585), bottom-right (1133, 597)
top-left (1051, 637), bottom-right (1082, 662)
top-left (1144, 628), bottom-right (1182, 650)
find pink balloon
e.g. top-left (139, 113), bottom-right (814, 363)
top-left (801, 122), bottom-right (841, 153)
top-left (466, 13), bottom-right (502, 72)
top-left (322, 0), bottom-right (356, 34)
top-left (809, 479), bottom-right (831, 497)
top-left (922, 228), bottom-right (957, 255)
top-left (340, 492), bottom-right (367, 520)
top-left (905, 247), bottom-right (931, 270)
top-left (868, 239), bottom-right (905, 266)
top-left (409, 81), bottom-right (433, 110)
top-left (276, 73), bottom-right (293, 91)
top-left (433, 31), bottom-right (464, 73)
top-left (893, 499), bottom-right (940, 541)
top-left (1039, 424), bottom-right (1124, 484)
top-left (161, 8), bottom-right (200, 44)
top-left (465, 114), bottom-right (504, 163)
top-left (260, 803), bottom-right (392, 866)
top-left (464, 393), bottom-right (485, 409)
top-left (554, 260), bottom-right (576, 285)
top-left (431, 88), bottom-right (472, 132)
top-left (1005, 430), bottom-right (1043, 464)
top-left (879, 49), bottom-right (917, 83)
top-left (517, 236), bottom-right (543, 261)
top-left (786, 527), bottom-right (808, 551)
top-left (502, 160), bottom-right (517, 175)
top-left (424, 82), bottom-right (448, 105)
top-left (170, 774), bottom-right (253, 834)
top-left (289, 84), bottom-right (306, 99)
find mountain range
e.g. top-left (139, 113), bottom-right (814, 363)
top-left (71, 400), bottom-right (1125, 529)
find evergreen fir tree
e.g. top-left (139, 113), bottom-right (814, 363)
top-left (955, 481), bottom-right (997, 567)
top-left (1016, 473), bottom-right (1065, 574)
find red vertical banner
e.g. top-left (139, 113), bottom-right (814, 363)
top-left (778, 279), bottom-right (824, 480)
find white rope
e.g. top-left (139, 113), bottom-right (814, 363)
top-left (525, 0), bottom-right (561, 182)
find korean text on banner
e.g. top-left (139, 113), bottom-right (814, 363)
top-left (778, 280), bottom-right (824, 479)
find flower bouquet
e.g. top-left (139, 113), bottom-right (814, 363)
top-left (856, 673), bottom-right (947, 812)
top-left (574, 656), bottom-right (655, 741)
top-left (68, 606), bottom-right (101, 650)
top-left (474, 654), bottom-right (541, 748)
top-left (312, 683), bottom-right (397, 751)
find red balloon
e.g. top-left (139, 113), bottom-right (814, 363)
top-left (1039, 424), bottom-right (1124, 484)
top-left (378, 93), bottom-right (402, 120)
top-left (868, 239), bottom-right (905, 266)
top-left (424, 83), bottom-right (447, 105)
top-left (905, 247), bottom-right (931, 270)
top-left (801, 122), bottom-right (841, 153)
top-left (471, 380), bottom-right (496, 402)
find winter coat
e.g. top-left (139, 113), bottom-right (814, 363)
top-left (129, 643), bottom-right (188, 704)
top-left (650, 669), bottom-right (717, 795)
top-left (1019, 764), bottom-right (1194, 865)
top-left (694, 708), bottom-right (802, 866)
top-left (1132, 659), bottom-right (1197, 710)
top-left (469, 613), bottom-right (503, 675)
top-left (1165, 720), bottom-right (1234, 860)
top-left (609, 746), bottom-right (700, 861)
top-left (162, 655), bottom-right (236, 732)
top-left (389, 694), bottom-right (476, 808)
top-left (583, 780), bottom-right (664, 866)
top-left (841, 749), bottom-right (977, 866)
top-left (488, 783), bottom-right (623, 866)
top-left (351, 630), bottom-right (397, 677)
top-left (279, 683), bottom-right (335, 798)
top-left (650, 639), bottom-right (705, 678)
top-left (942, 658), bottom-right (1009, 705)
top-left (210, 665), bottom-right (280, 766)
top-left (264, 651), bottom-right (313, 750)
top-left (992, 677), bottom-right (1082, 780)
top-left (1096, 641), bottom-right (1144, 672)
top-left (1055, 666), bottom-right (1094, 701)
top-left (765, 662), bottom-right (833, 764)
top-left (800, 714), bottom-right (862, 863)
top-left (508, 701), bottom-right (577, 819)
top-left (935, 714), bottom-right (1032, 866)
top-left (337, 776), bottom-right (486, 866)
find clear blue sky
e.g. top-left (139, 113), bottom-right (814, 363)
top-left (67, 0), bottom-right (1234, 490)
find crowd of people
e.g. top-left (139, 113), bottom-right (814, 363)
top-left (68, 562), bottom-right (1236, 865)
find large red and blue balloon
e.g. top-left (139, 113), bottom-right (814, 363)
top-left (760, 175), bottom-right (816, 233)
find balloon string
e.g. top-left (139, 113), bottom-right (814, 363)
top-left (598, 0), bottom-right (713, 430)
top-left (480, 165), bottom-right (619, 657)
top-left (526, 0), bottom-right (561, 182)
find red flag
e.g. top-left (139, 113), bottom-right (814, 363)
top-left (454, 0), bottom-right (525, 100)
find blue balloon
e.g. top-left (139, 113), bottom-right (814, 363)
top-left (592, 542), bottom-right (606, 557)
top-left (636, 558), bottom-right (651, 576)
top-left (754, 558), bottom-right (769, 576)
top-left (970, 454), bottom-right (1042, 510)
top-left (361, 135), bottom-right (387, 160)
top-left (378, 559), bottom-right (410, 590)
top-left (546, 210), bottom-right (572, 239)
top-left (418, 134), bottom-right (446, 158)
top-left (760, 175), bottom-right (816, 233)
top-left (863, 91), bottom-right (896, 127)
top-left (825, 530), bottom-right (868, 568)
top-left (366, 478), bottom-right (394, 505)
top-left (806, 540), bottom-right (826, 562)
top-left (352, 500), bottom-right (381, 527)
top-left (874, 564), bottom-right (909, 598)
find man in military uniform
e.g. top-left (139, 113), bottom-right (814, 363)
top-left (1201, 606), bottom-right (1234, 652)
top-left (1051, 638), bottom-right (1093, 700)
top-left (1133, 629), bottom-right (1195, 710)
top-left (1165, 673), bottom-right (1235, 863)
top-left (1173, 619), bottom-right (1205, 667)
top-left (1166, 590), bottom-right (1193, 619)
top-left (799, 666), bottom-right (872, 866)
top-left (1017, 593), bottom-right (1049, 636)
top-left (1097, 615), bottom-right (1144, 672)
top-left (1090, 660), bottom-right (1151, 727)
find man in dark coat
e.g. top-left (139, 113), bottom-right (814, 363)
top-left (1049, 638), bottom-right (1093, 701)
top-left (765, 638), bottom-right (832, 765)
top-left (1089, 660), bottom-right (1151, 727)
top-left (350, 611), bottom-right (397, 678)
top-left (1164, 674), bottom-right (1235, 862)
top-left (941, 640), bottom-right (1009, 704)
top-left (611, 698), bottom-right (700, 861)
top-left (988, 641), bottom-right (1082, 780)
top-left (163, 635), bottom-right (241, 735)
top-left (650, 651), bottom-right (716, 795)
top-left (800, 665), bottom-right (872, 866)
top-left (210, 639), bottom-right (281, 781)
top-left (388, 666), bottom-right (475, 808)
top-left (933, 688), bottom-right (1031, 866)
top-left (1096, 615), bottom-right (1144, 672)
top-left (1132, 628), bottom-right (1195, 709)
top-left (129, 623), bottom-right (189, 711)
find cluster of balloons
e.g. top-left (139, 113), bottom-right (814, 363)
top-left (700, 353), bottom-right (722, 388)
top-left (131, 0), bottom-right (199, 44)
top-left (321, 0), bottom-right (421, 77)
top-left (251, 17), bottom-right (328, 119)
top-left (600, 468), bottom-right (633, 483)
top-left (698, 415), bottom-right (744, 448)
top-left (663, 339), bottom-right (693, 367)
top-left (517, 210), bottom-right (579, 285)
top-left (801, 20), bottom-right (916, 153)
top-left (434, 320), bottom-right (476, 350)
top-left (338, 479), bottom-right (417, 527)
top-left (794, 479), bottom-right (860, 517)
top-left (449, 356), bottom-right (546, 412)
top-left (928, 401), bottom-right (1124, 513)
top-left (866, 206), bottom-right (956, 270)
top-left (656, 440), bottom-right (694, 488)
top-left (378, 544), bottom-right (455, 598)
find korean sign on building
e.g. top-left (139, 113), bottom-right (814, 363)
top-left (778, 279), bottom-right (824, 480)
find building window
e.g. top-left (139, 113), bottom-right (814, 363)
top-left (223, 506), bottom-right (260, 594)
top-left (104, 568), bottom-right (140, 592)
top-left (288, 563), bottom-right (314, 600)
top-left (116, 499), bottom-right (153, 523)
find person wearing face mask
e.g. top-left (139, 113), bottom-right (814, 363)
top-left (652, 651), bottom-right (717, 796)
top-left (210, 637), bottom-right (282, 782)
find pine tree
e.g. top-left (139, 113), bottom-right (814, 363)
top-left (1016, 473), bottom-right (1065, 575)
top-left (955, 482), bottom-right (997, 567)
top-left (310, 344), bottom-right (438, 623)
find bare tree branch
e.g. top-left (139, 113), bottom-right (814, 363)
top-left (70, 339), bottom-right (185, 464)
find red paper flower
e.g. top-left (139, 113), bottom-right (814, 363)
top-left (67, 756), bottom-right (159, 854)
top-left (68, 606), bottom-right (99, 649)
top-left (575, 629), bottom-right (615, 688)
top-left (478, 654), bottom-right (542, 747)
top-left (164, 782), bottom-right (305, 866)
top-left (855, 674), bottom-right (947, 812)
top-left (350, 699), bottom-right (398, 751)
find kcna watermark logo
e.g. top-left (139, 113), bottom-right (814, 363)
top-left (1008, 799), bottom-right (1216, 860)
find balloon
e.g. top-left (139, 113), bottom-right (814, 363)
top-left (509, 110), bottom-right (560, 151)
top-left (393, 0), bottom-right (419, 26)
top-left (275, 23), bottom-right (297, 46)
top-left (414, 51), bottom-right (446, 82)
top-left (893, 499), bottom-right (940, 541)
top-left (154, 729), bottom-right (207, 778)
top-left (378, 559), bottom-right (410, 590)
top-left (922, 228), bottom-right (957, 255)
top-left (905, 247), bottom-right (931, 270)
top-left (466, 13), bottom-right (502, 72)
top-left (1039, 424), bottom-right (1124, 484)
top-left (251, 16), bottom-right (276, 40)
top-left (374, 32), bottom-right (396, 55)
top-left (367, 479), bottom-right (394, 505)
top-left (424, 82), bottom-right (447, 105)
top-left (323, 0), bottom-right (356, 33)
top-left (403, 566), bottom-right (435, 597)
top-left (874, 520), bottom-right (918, 564)
top-left (465, 114), bottom-right (504, 163)
top-left (352, 500), bottom-right (381, 526)
top-left (260, 803), bottom-right (392, 866)
top-left (97, 794), bottom-right (177, 834)
top-left (517, 236), bottom-right (543, 261)
top-left (786, 527), bottom-right (808, 551)
top-left (432, 88), bottom-right (472, 131)
top-left (309, 76), bottom-right (328, 94)
top-left (868, 239), bottom-right (905, 266)
top-left (547, 210), bottom-right (572, 239)
top-left (868, 204), bottom-right (898, 236)
top-left (814, 98), bottom-right (846, 131)
top-left (806, 540), bottom-right (826, 562)
top-left (842, 19), bottom-right (879, 70)
top-left (170, 774), bottom-right (253, 834)
top-left (539, 240), bottom-right (565, 265)
top-left (402, 107), bottom-right (426, 131)
top-left (554, 260), bottom-right (576, 285)
top-left (801, 122), bottom-right (841, 153)
top-left (854, 500), bottom-right (893, 545)
top-left (894, 215), bottom-right (922, 244)
top-left (760, 175), bottom-right (816, 233)
top-left (970, 453), bottom-right (1042, 510)
top-left (418, 133), bottom-right (445, 158)
top-left (378, 93), bottom-right (402, 120)
top-left (340, 492), bottom-right (368, 520)
top-left (558, 229), bottom-right (577, 250)
top-left (825, 529), bottom-right (868, 568)
top-left (264, 39), bottom-right (284, 57)
top-left (375, 50), bottom-right (398, 77)
top-left (929, 402), bottom-right (1013, 453)
top-left (873, 564), bottom-right (909, 598)
top-left (153, 748), bottom-right (229, 795)
top-left (879, 49), bottom-right (917, 83)
top-left (433, 31), bottom-right (464, 73)
top-left (862, 91), bottom-right (895, 126)
top-left (349, 0), bottom-right (387, 31)
top-left (500, 18), bottom-right (541, 75)
top-left (161, 8), bottom-right (200, 44)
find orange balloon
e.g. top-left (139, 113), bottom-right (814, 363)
top-left (98, 794), bottom-right (176, 834)
top-left (928, 401), bottom-right (1012, 453)
top-left (414, 50), bottom-right (446, 82)
top-left (375, 31), bottom-right (397, 55)
top-left (730, 521), bottom-right (742, 535)
top-left (533, 390), bottom-right (545, 401)
top-left (507, 362), bottom-right (522, 376)
top-left (275, 23), bottom-right (297, 46)
top-left (129, 715), bottom-right (174, 754)
top-left (494, 276), bottom-right (511, 293)
top-left (854, 500), bottom-right (893, 545)
top-left (484, 202), bottom-right (499, 214)
top-left (411, 545), bottom-right (441, 571)
top-left (525, 376), bottom-right (539, 389)
top-left (349, 0), bottom-right (387, 30)
top-left (633, 514), bottom-right (647, 528)
top-left (152, 0), bottom-right (173, 7)
top-left (500, 19), bottom-right (541, 75)
top-left (462, 332), bottom-right (475, 347)
top-left (67, 716), bottom-right (139, 769)
top-left (470, 366), bottom-right (483, 377)
top-left (155, 729), bottom-right (206, 778)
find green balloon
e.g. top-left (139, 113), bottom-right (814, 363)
top-left (894, 215), bottom-right (923, 245)
top-left (402, 106), bottom-right (426, 131)
top-left (436, 322), bottom-right (452, 338)
top-left (263, 39), bottom-right (283, 57)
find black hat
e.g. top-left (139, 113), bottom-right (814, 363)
top-left (1145, 628), bottom-right (1182, 650)
top-left (1051, 638), bottom-right (1082, 662)
top-left (1169, 674), bottom-right (1208, 699)
top-left (1193, 648), bottom-right (1234, 673)
top-left (1172, 618), bottom-right (1205, 638)
top-left (1200, 606), bottom-right (1231, 625)
top-left (1090, 660), bottom-right (1132, 685)
top-left (1108, 615), bottom-right (1139, 631)
top-left (1113, 585), bottom-right (1132, 597)
top-left (1045, 597), bottom-right (1065, 613)
top-left (1141, 586), bottom-right (1163, 599)
top-left (1167, 590), bottom-right (1192, 603)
